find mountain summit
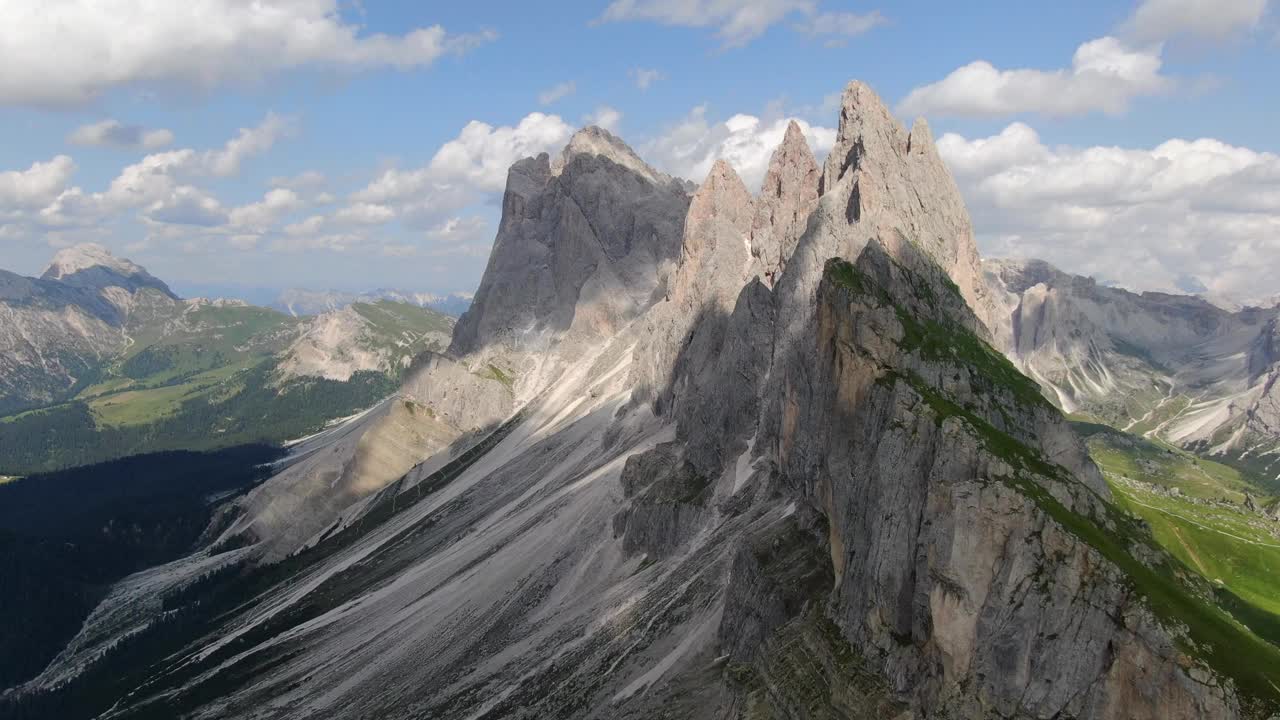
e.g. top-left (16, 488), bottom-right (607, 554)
top-left (40, 242), bottom-right (176, 299)
top-left (9, 81), bottom-right (1276, 720)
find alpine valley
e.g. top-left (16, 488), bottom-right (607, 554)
top-left (0, 244), bottom-right (456, 474)
top-left (3, 81), bottom-right (1280, 720)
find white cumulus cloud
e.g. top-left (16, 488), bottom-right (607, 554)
top-left (898, 36), bottom-right (1172, 118)
top-left (68, 120), bottom-right (174, 149)
top-left (355, 111), bottom-right (575, 217)
top-left (937, 123), bottom-right (1280, 300)
top-left (0, 0), bottom-right (496, 107)
top-left (0, 156), bottom-right (77, 211)
top-left (228, 189), bottom-right (304, 231)
top-left (1124, 0), bottom-right (1270, 42)
top-left (4, 112), bottom-right (290, 236)
top-left (143, 186), bottom-right (226, 227)
top-left (334, 202), bottom-right (396, 226)
top-left (643, 106), bottom-right (834, 189)
top-left (204, 113), bottom-right (292, 177)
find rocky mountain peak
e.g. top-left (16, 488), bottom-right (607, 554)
top-left (750, 119), bottom-right (821, 286)
top-left (771, 80), bottom-right (998, 355)
top-left (554, 125), bottom-right (679, 190)
top-left (449, 125), bottom-right (690, 364)
top-left (907, 116), bottom-right (938, 157)
top-left (687, 159), bottom-right (752, 228)
top-left (41, 243), bottom-right (141, 281)
top-left (822, 80), bottom-right (906, 189)
top-left (671, 159), bottom-right (755, 312)
top-left (40, 242), bottom-right (176, 299)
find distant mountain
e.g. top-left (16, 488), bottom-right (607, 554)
top-left (0, 245), bottom-right (455, 473)
top-left (273, 287), bottom-right (473, 317)
top-left (986, 257), bottom-right (1280, 485)
top-left (19, 83), bottom-right (1278, 720)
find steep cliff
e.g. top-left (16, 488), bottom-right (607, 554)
top-left (10, 82), bottom-right (1278, 720)
top-left (986, 257), bottom-right (1280, 484)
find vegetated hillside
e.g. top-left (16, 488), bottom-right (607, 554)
top-left (0, 365), bottom-right (396, 475)
top-left (1077, 422), bottom-right (1280, 644)
top-left (0, 445), bottom-right (281, 690)
top-left (987, 258), bottom-right (1280, 488)
top-left (0, 263), bottom-right (455, 474)
top-left (7, 83), bottom-right (1280, 720)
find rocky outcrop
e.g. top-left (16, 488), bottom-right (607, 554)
top-left (613, 441), bottom-right (713, 557)
top-left (986, 257), bottom-right (1280, 465)
top-left (398, 351), bottom-right (515, 430)
top-left (277, 305), bottom-right (453, 381)
top-left (759, 248), bottom-right (1234, 718)
top-left (17, 81), bottom-right (1273, 720)
top-left (223, 350), bottom-right (515, 559)
top-left (449, 126), bottom-right (691, 371)
top-left (750, 121), bottom-right (821, 287)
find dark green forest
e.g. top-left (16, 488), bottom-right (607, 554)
top-left (0, 363), bottom-right (396, 475)
top-left (0, 445), bottom-right (281, 692)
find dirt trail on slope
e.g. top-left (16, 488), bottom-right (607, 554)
top-left (1171, 525), bottom-right (1209, 574)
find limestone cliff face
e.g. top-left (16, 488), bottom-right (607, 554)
top-left (449, 126), bottom-right (690, 369)
top-left (986, 257), bottom-right (1280, 472)
top-left (26, 82), bottom-right (1274, 720)
top-left (629, 159), bottom-right (757, 416)
top-left (774, 82), bottom-right (1000, 348)
top-left (750, 121), bottom-right (821, 287)
top-left (757, 248), bottom-right (1235, 719)
top-left (630, 127), bottom-right (818, 476)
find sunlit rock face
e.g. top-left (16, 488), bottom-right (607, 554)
top-left (17, 82), bottom-right (1257, 720)
top-left (985, 256), bottom-right (1280, 479)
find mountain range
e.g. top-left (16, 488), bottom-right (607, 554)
top-left (988, 258), bottom-right (1280, 488)
top-left (2, 82), bottom-right (1279, 720)
top-left (271, 287), bottom-right (473, 318)
top-left (0, 245), bottom-right (455, 473)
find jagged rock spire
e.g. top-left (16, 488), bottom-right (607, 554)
top-left (750, 120), bottom-right (820, 287)
top-left (449, 126), bottom-right (690, 360)
top-left (670, 158), bottom-right (755, 315)
top-left (774, 80), bottom-right (999, 340)
top-left (554, 125), bottom-right (684, 190)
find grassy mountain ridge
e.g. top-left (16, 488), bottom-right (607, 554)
top-left (1077, 422), bottom-right (1280, 622)
top-left (0, 296), bottom-right (454, 474)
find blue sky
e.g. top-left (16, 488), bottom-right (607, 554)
top-left (1, 0), bottom-right (1277, 301)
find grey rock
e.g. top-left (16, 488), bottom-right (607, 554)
top-left (760, 252), bottom-right (1231, 718)
top-left (986, 257), bottom-right (1280, 462)
top-left (449, 126), bottom-right (690, 364)
top-left (750, 120), bottom-right (821, 287)
top-left (28, 82), bottom-right (1256, 720)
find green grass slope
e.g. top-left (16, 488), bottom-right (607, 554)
top-left (1078, 423), bottom-right (1280, 621)
top-left (0, 301), bottom-right (454, 473)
